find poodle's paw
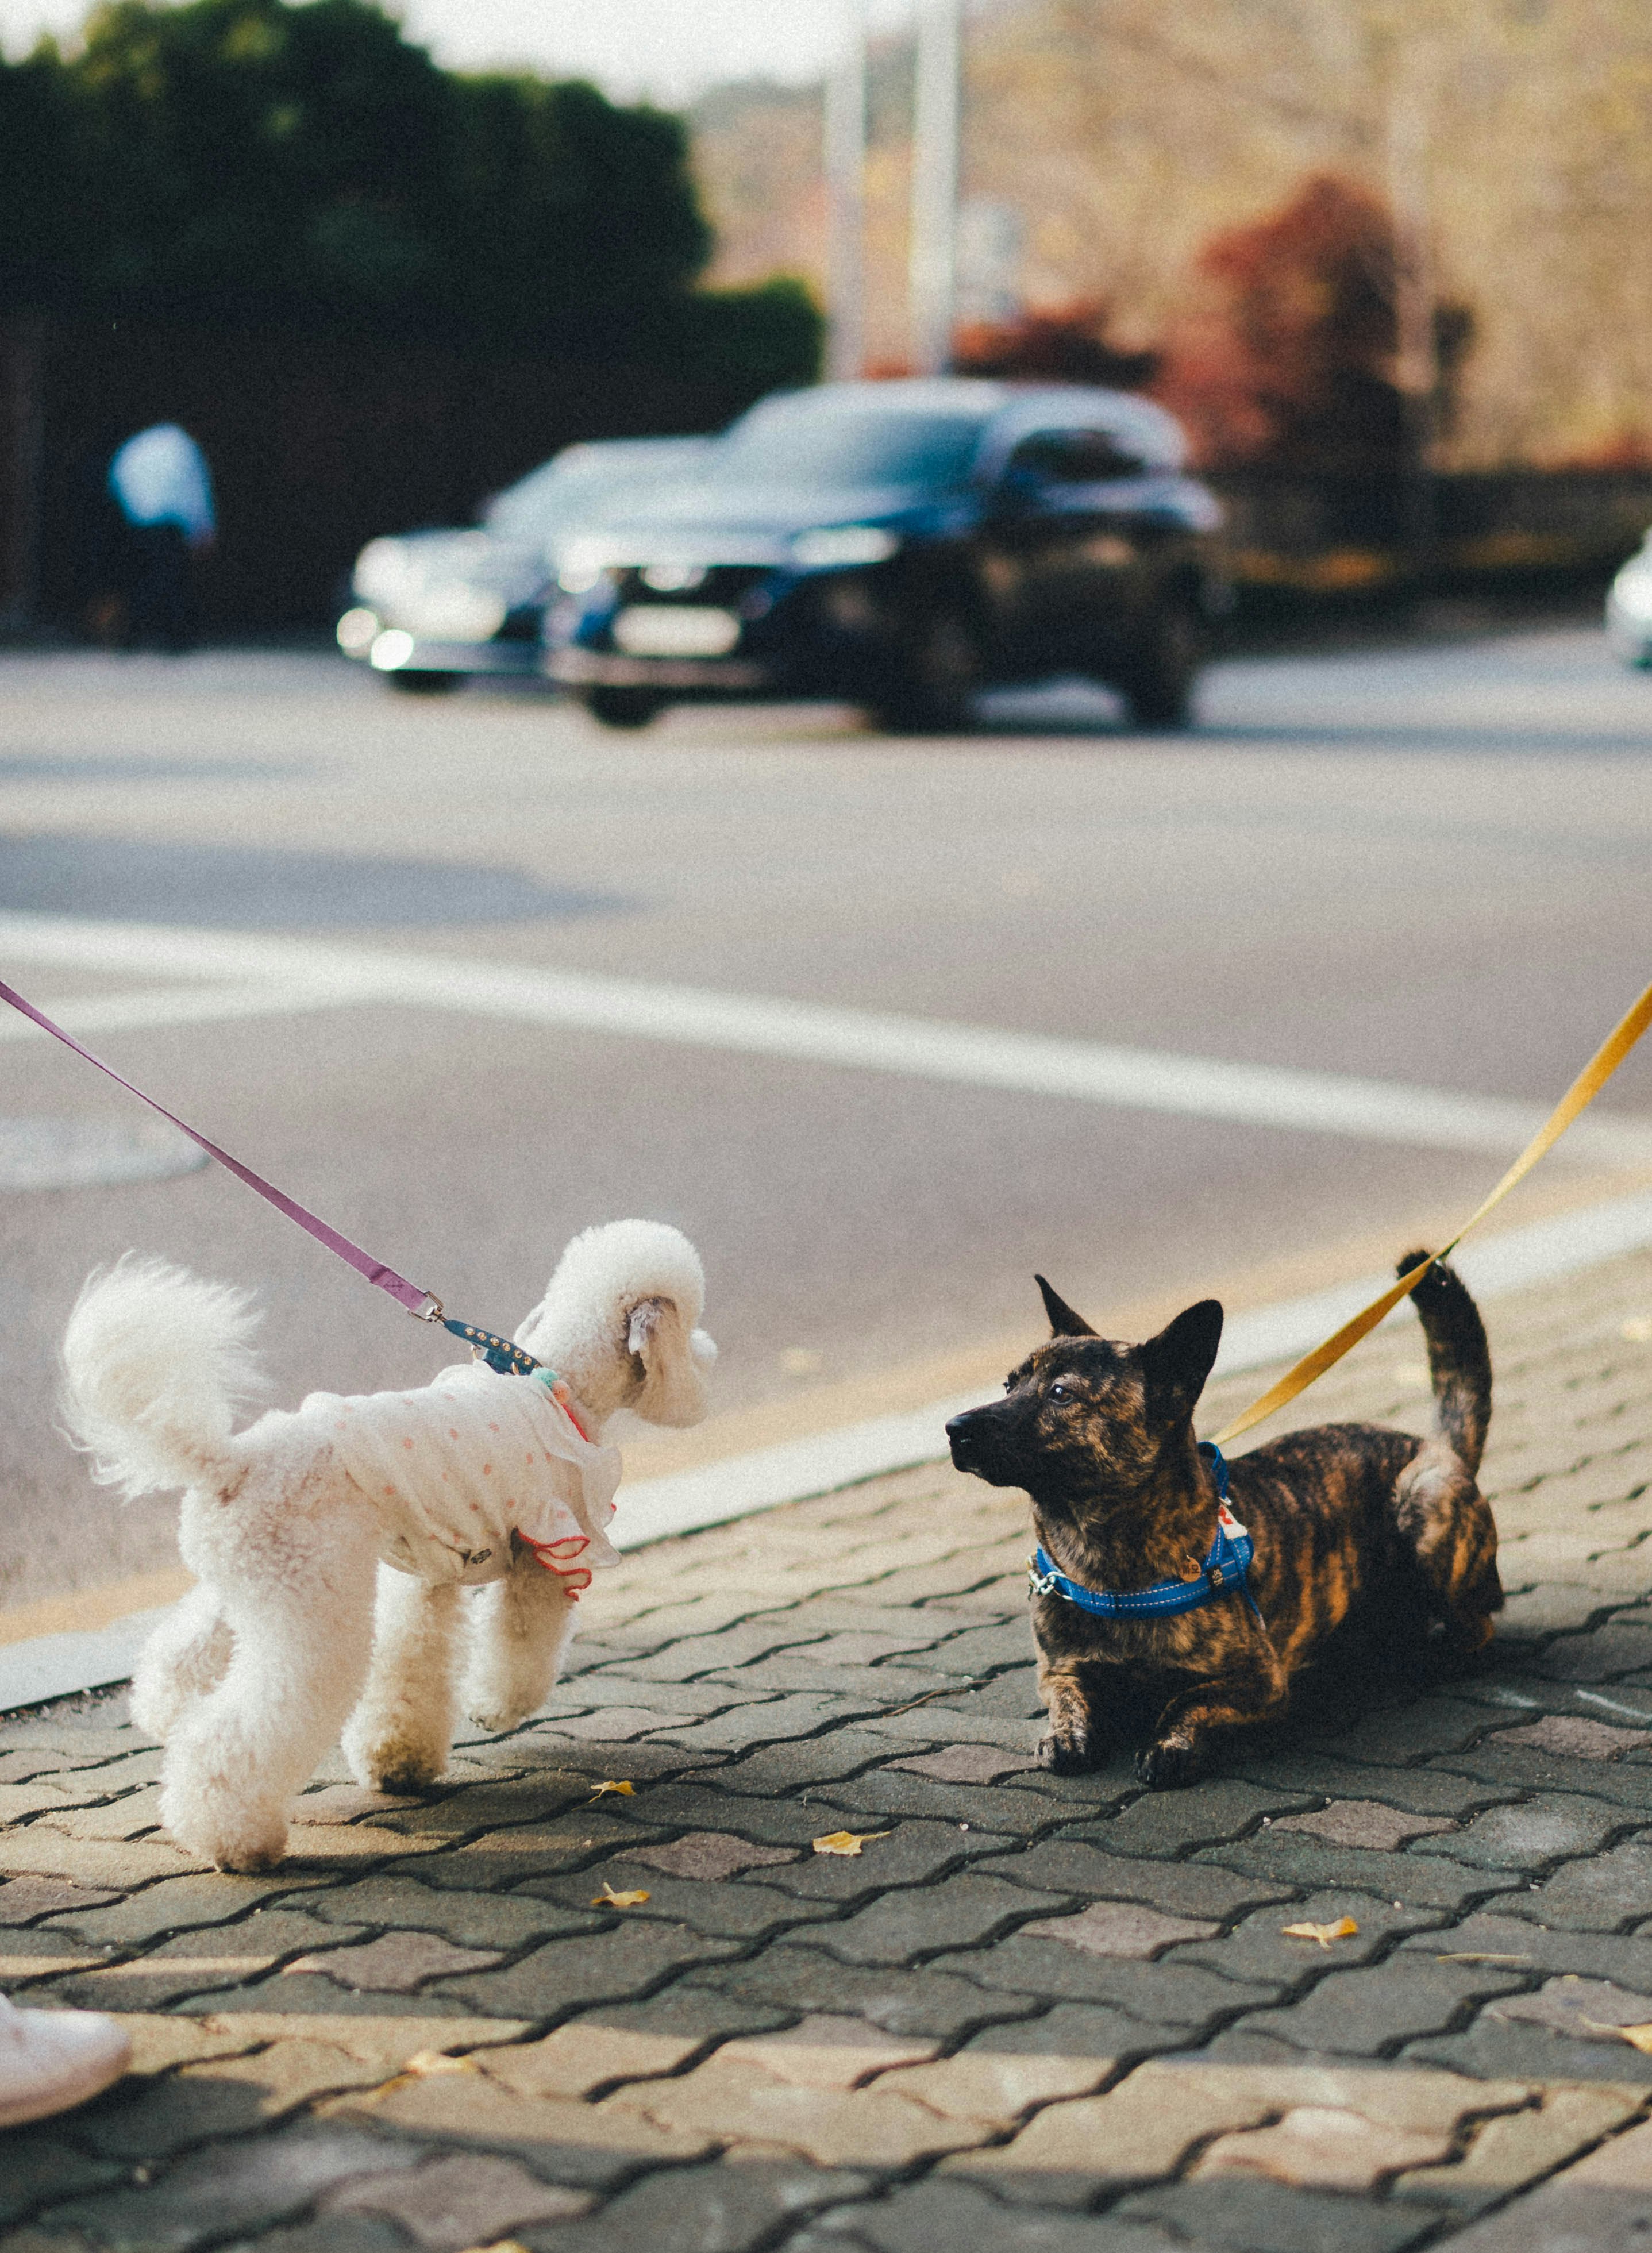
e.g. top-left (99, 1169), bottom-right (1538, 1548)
top-left (1134, 1734), bottom-right (1204, 1790)
top-left (346, 1740), bottom-right (446, 1794)
top-left (164, 1798), bottom-right (288, 1873)
top-left (465, 1703), bottom-right (529, 1736)
top-left (1036, 1728), bottom-right (1097, 1774)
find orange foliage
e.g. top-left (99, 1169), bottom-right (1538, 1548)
top-left (952, 301), bottom-right (1159, 389)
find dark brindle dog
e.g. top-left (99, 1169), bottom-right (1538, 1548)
top-left (946, 1251), bottom-right (1499, 1788)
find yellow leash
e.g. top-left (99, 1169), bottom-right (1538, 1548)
top-left (1212, 979), bottom-right (1652, 1448)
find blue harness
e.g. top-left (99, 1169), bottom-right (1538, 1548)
top-left (1029, 1443), bottom-right (1262, 1623)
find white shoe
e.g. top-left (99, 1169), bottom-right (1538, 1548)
top-left (0, 1992), bottom-right (131, 2126)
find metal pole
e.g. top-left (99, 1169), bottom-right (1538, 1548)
top-left (825, 0), bottom-right (867, 383)
top-left (909, 0), bottom-right (961, 376)
top-left (1387, 42), bottom-right (1437, 594)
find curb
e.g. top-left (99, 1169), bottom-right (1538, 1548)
top-left (6, 1184), bottom-right (1652, 1715)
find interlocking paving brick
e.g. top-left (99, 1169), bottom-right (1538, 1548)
top-left (1118, 2178), bottom-right (1442, 2252)
top-left (1530, 1620), bottom-right (1652, 1681)
top-left (1084, 1780), bottom-right (1318, 1859)
top-left (599, 2051), bottom-right (981, 2169)
top-left (888, 1744), bottom-right (1039, 1784)
top-left (1270, 1801), bottom-right (1455, 1851)
top-left (0, 1874), bottom-right (122, 1923)
top-left (628, 1831), bottom-right (799, 1880)
top-left (431, 1919), bottom-right (737, 2018)
top-left (1409, 1790), bottom-right (1633, 1870)
top-left (794, 2177), bottom-right (1186, 2251)
top-left (50, 1909), bottom-right (357, 2012)
top-left (1496, 1836), bottom-right (1652, 1928)
top-left (789, 1870), bottom-right (1063, 1965)
top-left (539, 2158), bottom-right (871, 2253)
top-left (538, 1862), bottom-right (834, 1942)
top-left (1441, 2113), bottom-right (1652, 2249)
top-left (1215, 1950), bottom-right (1531, 2056)
top-left (1395, 2083), bottom-right (1644, 2214)
top-left (1191, 2105), bottom-right (1458, 2189)
top-left (0, 2135), bottom-right (126, 2229)
top-left (756, 1819), bottom-right (1012, 1904)
top-left (1495, 1713), bottom-right (1652, 1759)
top-left (282, 1928), bottom-right (501, 1993)
top-left (1013, 1901), bottom-right (1219, 1957)
top-left (330, 2071), bottom-right (717, 2189)
top-left (935, 1925), bottom-right (1270, 2028)
top-left (41, 2127), bottom-right (425, 2247)
top-left (687, 1946), bottom-right (1041, 2041)
top-left (1195, 1826), bottom-right (1525, 1911)
top-left (268, 1873), bottom-right (588, 1951)
top-left (980, 1838), bottom-right (1291, 1920)
top-left (320, 2151), bottom-right (592, 2246)
top-left (1173, 1894), bottom-right (1442, 1992)
top-left (810, 1763), bottom-right (1118, 1836)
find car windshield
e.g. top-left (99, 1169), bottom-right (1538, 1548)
top-left (484, 444), bottom-right (702, 540)
top-left (717, 406), bottom-right (988, 492)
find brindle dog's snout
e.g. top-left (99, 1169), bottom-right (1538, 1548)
top-left (948, 1404), bottom-right (1015, 1481)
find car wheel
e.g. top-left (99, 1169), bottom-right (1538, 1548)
top-left (583, 687), bottom-right (664, 730)
top-left (1121, 599), bottom-right (1200, 729)
top-left (386, 669), bottom-right (463, 695)
top-left (872, 604), bottom-right (981, 735)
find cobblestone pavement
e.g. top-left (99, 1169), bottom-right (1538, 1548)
top-left (5, 1246), bottom-right (1652, 2251)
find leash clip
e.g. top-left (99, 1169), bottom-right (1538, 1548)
top-left (1027, 1555), bottom-right (1060, 1598)
top-left (412, 1294), bottom-right (445, 1325)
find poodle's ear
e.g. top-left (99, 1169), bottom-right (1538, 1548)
top-left (627, 1297), bottom-right (713, 1428)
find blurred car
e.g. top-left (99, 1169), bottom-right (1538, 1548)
top-left (543, 378), bottom-right (1226, 731)
top-left (1607, 530), bottom-right (1652, 667)
top-left (337, 436), bottom-right (710, 693)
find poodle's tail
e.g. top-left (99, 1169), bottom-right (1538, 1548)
top-left (1397, 1248), bottom-right (1492, 1477)
top-left (61, 1256), bottom-right (263, 1499)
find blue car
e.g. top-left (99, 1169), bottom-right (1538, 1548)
top-left (544, 378), bottom-right (1226, 730)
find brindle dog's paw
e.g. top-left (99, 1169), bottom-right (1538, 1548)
top-left (1037, 1731), bottom-right (1095, 1774)
top-left (1135, 1736), bottom-right (1203, 1790)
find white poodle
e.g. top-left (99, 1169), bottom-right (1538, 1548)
top-left (60, 1220), bottom-right (714, 1873)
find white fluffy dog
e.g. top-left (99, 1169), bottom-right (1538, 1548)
top-left (60, 1220), bottom-right (714, 1873)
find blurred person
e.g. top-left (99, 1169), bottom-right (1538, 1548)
top-left (0, 1990), bottom-right (130, 2125)
top-left (107, 423), bottom-right (215, 653)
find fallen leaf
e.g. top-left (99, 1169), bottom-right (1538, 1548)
top-left (1437, 1951), bottom-right (1532, 1964)
top-left (589, 1780), bottom-right (634, 1798)
top-left (592, 1883), bottom-right (651, 1907)
top-left (1583, 2018), bottom-right (1652, 2053)
top-left (1281, 1916), bottom-right (1360, 1949)
top-left (459, 2242), bottom-right (531, 2253)
top-left (364, 2050), bottom-right (479, 2103)
top-left (811, 1830), bottom-right (891, 1857)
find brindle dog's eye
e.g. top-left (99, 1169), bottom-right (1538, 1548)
top-left (1049, 1383), bottom-right (1070, 1403)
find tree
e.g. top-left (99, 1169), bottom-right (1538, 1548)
top-left (1154, 172), bottom-right (1469, 474)
top-left (0, 0), bottom-right (819, 384)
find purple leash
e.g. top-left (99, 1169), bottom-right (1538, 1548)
top-left (0, 975), bottom-right (541, 1375)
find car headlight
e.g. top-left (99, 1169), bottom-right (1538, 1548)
top-left (791, 525), bottom-right (900, 569)
top-left (395, 587), bottom-right (508, 641)
top-left (1611, 568), bottom-right (1652, 623)
top-left (557, 538), bottom-right (612, 594)
top-left (336, 606), bottom-right (380, 656)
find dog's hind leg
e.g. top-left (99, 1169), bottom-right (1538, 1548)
top-left (159, 1535), bottom-right (379, 1871)
top-left (129, 1582), bottom-right (233, 1743)
top-left (341, 1569), bottom-right (462, 1793)
top-left (463, 1549), bottom-right (582, 1734)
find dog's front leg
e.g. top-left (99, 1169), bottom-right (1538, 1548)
top-left (1035, 1658), bottom-right (1117, 1773)
top-left (341, 1568), bottom-right (461, 1793)
top-left (130, 1582), bottom-right (233, 1743)
top-left (1137, 1651), bottom-right (1287, 1789)
top-left (463, 1547), bottom-right (582, 1734)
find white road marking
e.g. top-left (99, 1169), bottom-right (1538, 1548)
top-left (2, 911), bottom-right (1649, 1162)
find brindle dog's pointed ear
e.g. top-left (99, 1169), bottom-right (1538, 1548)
top-left (1139, 1299), bottom-right (1223, 1422)
top-left (1036, 1276), bottom-right (1097, 1338)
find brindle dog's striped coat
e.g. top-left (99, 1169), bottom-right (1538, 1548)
top-left (946, 1253), bottom-right (1499, 1788)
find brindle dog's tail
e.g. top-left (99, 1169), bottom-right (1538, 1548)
top-left (1398, 1249), bottom-right (1492, 1476)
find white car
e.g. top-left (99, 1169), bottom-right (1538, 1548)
top-left (337, 437), bottom-right (710, 693)
top-left (1607, 530), bottom-right (1652, 667)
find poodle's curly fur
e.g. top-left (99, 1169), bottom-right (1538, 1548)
top-left (60, 1220), bottom-right (715, 1871)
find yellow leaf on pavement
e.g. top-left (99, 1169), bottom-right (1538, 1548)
top-left (1281, 1916), bottom-right (1360, 1949)
top-left (811, 1830), bottom-right (891, 1857)
top-left (588, 1780), bottom-right (634, 1798)
top-left (592, 1883), bottom-right (651, 1907)
top-left (1584, 2019), bottom-right (1652, 2053)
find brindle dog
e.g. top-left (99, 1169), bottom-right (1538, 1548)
top-left (946, 1252), bottom-right (1499, 1788)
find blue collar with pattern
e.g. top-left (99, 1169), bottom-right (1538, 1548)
top-left (1027, 1443), bottom-right (1262, 1622)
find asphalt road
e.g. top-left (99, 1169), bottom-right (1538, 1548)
top-left (2, 625), bottom-right (1650, 1609)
